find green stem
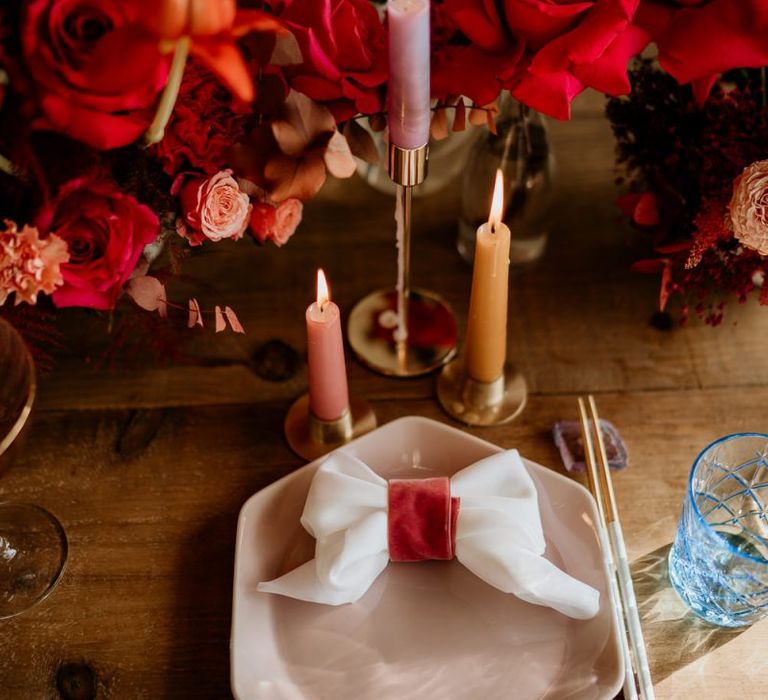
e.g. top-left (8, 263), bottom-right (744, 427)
top-left (143, 36), bottom-right (191, 146)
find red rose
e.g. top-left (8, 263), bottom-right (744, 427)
top-left (19, 0), bottom-right (170, 149)
top-left (431, 3), bottom-right (520, 106)
top-left (35, 173), bottom-right (160, 309)
top-left (443, 0), bottom-right (648, 119)
top-left (275, 0), bottom-right (387, 121)
top-left (636, 1), bottom-right (768, 101)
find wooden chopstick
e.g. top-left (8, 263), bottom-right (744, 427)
top-left (577, 397), bottom-right (638, 700)
top-left (586, 395), bottom-right (655, 700)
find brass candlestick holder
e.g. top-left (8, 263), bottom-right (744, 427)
top-left (348, 142), bottom-right (458, 377)
top-left (437, 359), bottom-right (527, 426)
top-left (284, 394), bottom-right (377, 461)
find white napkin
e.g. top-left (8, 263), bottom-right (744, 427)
top-left (258, 450), bottom-right (600, 619)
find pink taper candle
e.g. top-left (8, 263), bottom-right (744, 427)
top-left (306, 269), bottom-right (350, 421)
top-left (387, 0), bottom-right (430, 149)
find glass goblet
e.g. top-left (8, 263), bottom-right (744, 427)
top-left (0, 317), bottom-right (67, 619)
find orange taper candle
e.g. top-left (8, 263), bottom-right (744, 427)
top-left (465, 169), bottom-right (511, 383)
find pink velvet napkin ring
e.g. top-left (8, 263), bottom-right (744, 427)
top-left (387, 477), bottom-right (460, 562)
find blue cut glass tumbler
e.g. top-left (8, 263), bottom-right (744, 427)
top-left (669, 433), bottom-right (768, 627)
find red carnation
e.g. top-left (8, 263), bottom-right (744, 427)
top-left (152, 61), bottom-right (253, 178)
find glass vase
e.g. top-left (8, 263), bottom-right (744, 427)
top-left (457, 93), bottom-right (554, 266)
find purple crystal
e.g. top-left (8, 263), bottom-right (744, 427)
top-left (552, 419), bottom-right (628, 473)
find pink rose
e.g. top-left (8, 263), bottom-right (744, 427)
top-left (175, 169), bottom-right (252, 246)
top-left (729, 160), bottom-right (768, 256)
top-left (35, 173), bottom-right (159, 309)
top-left (250, 198), bottom-right (303, 247)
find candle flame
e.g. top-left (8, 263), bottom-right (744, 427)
top-left (489, 168), bottom-right (504, 231)
top-left (316, 268), bottom-right (330, 309)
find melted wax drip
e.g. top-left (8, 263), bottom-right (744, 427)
top-left (394, 185), bottom-right (408, 343)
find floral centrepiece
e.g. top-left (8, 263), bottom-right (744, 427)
top-left (2, 0), bottom-right (767, 358)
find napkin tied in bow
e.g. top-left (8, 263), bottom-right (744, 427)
top-left (258, 450), bottom-right (600, 620)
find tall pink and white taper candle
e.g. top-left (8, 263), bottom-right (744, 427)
top-left (387, 0), bottom-right (430, 149)
top-left (306, 269), bottom-right (350, 421)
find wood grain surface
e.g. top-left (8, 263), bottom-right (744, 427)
top-left (2, 90), bottom-right (766, 700)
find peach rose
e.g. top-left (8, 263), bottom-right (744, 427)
top-left (250, 199), bottom-right (303, 247)
top-left (176, 169), bottom-right (252, 246)
top-left (730, 160), bottom-right (768, 256)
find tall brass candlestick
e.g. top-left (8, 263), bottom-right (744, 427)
top-left (347, 0), bottom-right (457, 377)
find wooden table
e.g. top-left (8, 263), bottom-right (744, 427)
top-left (2, 92), bottom-right (767, 699)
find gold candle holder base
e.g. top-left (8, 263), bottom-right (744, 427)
top-left (437, 359), bottom-right (528, 426)
top-left (284, 394), bottom-right (377, 461)
top-left (347, 288), bottom-right (458, 377)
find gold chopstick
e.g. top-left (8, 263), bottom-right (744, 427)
top-left (578, 397), bottom-right (638, 700)
top-left (586, 395), bottom-right (654, 700)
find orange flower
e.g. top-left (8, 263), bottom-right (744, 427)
top-left (138, 0), bottom-right (287, 103)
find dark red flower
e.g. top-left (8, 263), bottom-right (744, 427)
top-left (151, 61), bottom-right (253, 177)
top-left (35, 173), bottom-right (159, 309)
top-left (19, 0), bottom-right (170, 149)
top-left (274, 0), bottom-right (388, 122)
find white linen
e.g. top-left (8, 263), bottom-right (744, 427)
top-left (258, 450), bottom-right (600, 619)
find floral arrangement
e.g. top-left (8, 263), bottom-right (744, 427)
top-left (605, 1), bottom-right (768, 325)
top-left (608, 60), bottom-right (768, 325)
top-left (2, 0), bottom-right (768, 359)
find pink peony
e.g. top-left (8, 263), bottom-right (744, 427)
top-left (729, 160), bottom-right (768, 256)
top-left (0, 220), bottom-right (69, 305)
top-left (175, 169), bottom-right (252, 246)
top-left (250, 198), bottom-right (303, 247)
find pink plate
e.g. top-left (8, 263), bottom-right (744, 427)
top-left (231, 417), bottom-right (623, 700)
